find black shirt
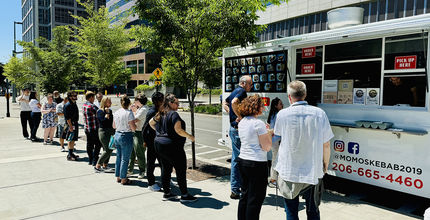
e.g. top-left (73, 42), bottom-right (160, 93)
top-left (154, 111), bottom-right (186, 145)
top-left (97, 108), bottom-right (113, 129)
top-left (384, 83), bottom-right (414, 106)
top-left (64, 101), bottom-right (79, 122)
top-left (54, 97), bottom-right (63, 105)
top-left (143, 106), bottom-right (157, 143)
top-left (225, 87), bottom-right (247, 128)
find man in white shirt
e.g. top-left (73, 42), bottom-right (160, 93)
top-left (128, 94), bottom-right (149, 179)
top-left (17, 88), bottom-right (32, 139)
top-left (274, 80), bottom-right (333, 220)
top-left (94, 92), bottom-right (103, 108)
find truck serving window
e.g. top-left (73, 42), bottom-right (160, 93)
top-left (325, 39), bottom-right (382, 62)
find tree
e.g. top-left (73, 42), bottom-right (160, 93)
top-left (3, 56), bottom-right (35, 90)
top-left (19, 26), bottom-right (79, 93)
top-left (201, 59), bottom-right (222, 105)
top-left (72, 0), bottom-right (133, 89)
top-left (133, 0), bottom-right (282, 168)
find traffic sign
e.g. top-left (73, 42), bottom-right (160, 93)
top-left (153, 68), bottom-right (163, 79)
top-left (154, 80), bottom-right (161, 85)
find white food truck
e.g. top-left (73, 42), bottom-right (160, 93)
top-left (222, 13), bottom-right (430, 198)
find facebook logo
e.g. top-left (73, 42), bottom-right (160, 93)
top-left (348, 142), bottom-right (359, 154)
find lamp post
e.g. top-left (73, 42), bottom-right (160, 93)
top-left (12, 21), bottom-right (23, 103)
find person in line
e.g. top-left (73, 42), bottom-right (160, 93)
top-left (143, 92), bottom-right (164, 191)
top-left (222, 75), bottom-right (253, 199)
top-left (83, 91), bottom-right (102, 166)
top-left (64, 91), bottom-right (80, 161)
top-left (94, 92), bottom-right (103, 108)
top-left (56, 97), bottom-right (69, 152)
top-left (236, 94), bottom-right (273, 220)
top-left (128, 94), bottom-right (148, 179)
top-left (41, 94), bottom-right (57, 145)
top-left (17, 88), bottom-right (33, 140)
top-left (53, 91), bottom-right (63, 138)
top-left (95, 96), bottom-right (115, 173)
top-left (29, 91), bottom-right (42, 142)
top-left (149, 94), bottom-right (197, 203)
top-left (113, 95), bottom-right (136, 185)
top-left (274, 81), bottom-right (333, 220)
top-left (266, 97), bottom-right (283, 187)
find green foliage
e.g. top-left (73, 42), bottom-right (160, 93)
top-left (135, 84), bottom-right (156, 92)
top-left (197, 88), bottom-right (222, 95)
top-left (72, 0), bottom-right (133, 88)
top-left (18, 26), bottom-right (78, 93)
top-left (3, 56), bottom-right (35, 89)
top-left (194, 104), bottom-right (222, 115)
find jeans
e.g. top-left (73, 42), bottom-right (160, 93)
top-left (128, 131), bottom-right (146, 174)
top-left (85, 130), bottom-right (102, 166)
top-left (284, 186), bottom-right (320, 220)
top-left (97, 128), bottom-right (114, 165)
top-left (114, 132), bottom-right (134, 179)
top-left (155, 140), bottom-right (188, 195)
top-left (30, 112), bottom-right (41, 140)
top-left (230, 126), bottom-right (241, 194)
top-left (20, 111), bottom-right (33, 138)
top-left (238, 159), bottom-right (268, 220)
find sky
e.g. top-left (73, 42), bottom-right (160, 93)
top-left (0, 1), bottom-right (22, 64)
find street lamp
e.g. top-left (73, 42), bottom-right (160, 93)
top-left (12, 21), bottom-right (23, 104)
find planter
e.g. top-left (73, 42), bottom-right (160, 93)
top-left (327, 7), bottom-right (364, 29)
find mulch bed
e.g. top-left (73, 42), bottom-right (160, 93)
top-left (185, 159), bottom-right (230, 182)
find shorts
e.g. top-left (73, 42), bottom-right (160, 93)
top-left (58, 124), bottom-right (65, 138)
top-left (64, 122), bottom-right (79, 142)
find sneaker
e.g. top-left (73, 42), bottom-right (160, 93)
top-left (67, 154), bottom-right (78, 161)
top-left (43, 141), bottom-right (48, 145)
top-left (61, 147), bottom-right (67, 152)
top-left (230, 192), bottom-right (240, 200)
top-left (162, 193), bottom-right (178, 201)
top-left (102, 167), bottom-right (115, 173)
top-left (94, 167), bottom-right (104, 173)
top-left (138, 173), bottom-right (145, 179)
top-left (148, 183), bottom-right (161, 192)
top-left (180, 194), bottom-right (197, 203)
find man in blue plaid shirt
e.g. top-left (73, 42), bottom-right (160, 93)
top-left (83, 91), bottom-right (102, 167)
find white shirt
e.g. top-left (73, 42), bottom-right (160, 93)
top-left (134, 105), bottom-right (148, 131)
top-left (19, 95), bottom-right (31, 111)
top-left (238, 116), bottom-right (268, 162)
top-left (94, 100), bottom-right (100, 108)
top-left (113, 108), bottom-right (135, 132)
top-left (274, 101), bottom-right (334, 185)
top-left (56, 102), bottom-right (66, 125)
top-left (29, 99), bottom-right (41, 113)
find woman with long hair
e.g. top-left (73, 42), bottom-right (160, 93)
top-left (266, 97), bottom-right (283, 187)
top-left (95, 96), bottom-right (115, 173)
top-left (113, 95), bottom-right (136, 185)
top-left (237, 94), bottom-right (273, 220)
top-left (149, 94), bottom-right (197, 203)
top-left (41, 93), bottom-right (57, 145)
top-left (29, 91), bottom-right (42, 142)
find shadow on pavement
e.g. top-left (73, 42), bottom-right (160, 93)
top-left (264, 193), bottom-right (306, 212)
top-left (182, 196), bottom-right (230, 209)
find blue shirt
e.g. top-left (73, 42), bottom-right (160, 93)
top-left (225, 87), bottom-right (247, 128)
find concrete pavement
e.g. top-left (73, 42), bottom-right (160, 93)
top-left (0, 98), bottom-right (421, 219)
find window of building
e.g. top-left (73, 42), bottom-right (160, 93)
top-left (39, 26), bottom-right (51, 40)
top-left (55, 7), bottom-right (75, 24)
top-left (39, 0), bottom-right (50, 7)
top-left (126, 60), bottom-right (137, 74)
top-left (39, 8), bottom-right (50, 25)
top-left (147, 55), bottom-right (162, 74)
top-left (55, 0), bottom-right (74, 7)
top-left (138, 59), bottom-right (144, 74)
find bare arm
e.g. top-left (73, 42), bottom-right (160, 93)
top-left (258, 130), bottom-right (273, 152)
top-left (67, 119), bottom-right (73, 132)
top-left (41, 104), bottom-right (50, 114)
top-left (323, 141), bottom-right (331, 173)
top-left (231, 98), bottom-right (241, 121)
top-left (18, 95), bottom-right (28, 103)
top-left (149, 118), bottom-right (156, 131)
top-left (174, 121), bottom-right (195, 142)
top-left (112, 120), bottom-right (116, 129)
top-left (128, 120), bottom-right (136, 132)
top-left (222, 101), bottom-right (229, 113)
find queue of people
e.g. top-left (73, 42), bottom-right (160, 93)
top-left (224, 78), bottom-right (334, 220)
top-left (17, 89), bottom-right (197, 203)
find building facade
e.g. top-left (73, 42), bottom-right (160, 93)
top-left (257, 0), bottom-right (430, 42)
top-left (107, 0), bottom-right (161, 88)
top-left (22, 0), bottom-right (106, 43)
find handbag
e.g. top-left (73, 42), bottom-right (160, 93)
top-left (108, 135), bottom-right (116, 150)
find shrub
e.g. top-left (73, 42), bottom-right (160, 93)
top-left (197, 88), bottom-right (222, 95)
top-left (194, 104), bottom-right (221, 114)
top-left (135, 84), bottom-right (155, 92)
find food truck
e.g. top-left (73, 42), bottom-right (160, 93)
top-left (222, 13), bottom-right (430, 198)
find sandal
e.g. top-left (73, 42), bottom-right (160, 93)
top-left (121, 179), bottom-right (132, 185)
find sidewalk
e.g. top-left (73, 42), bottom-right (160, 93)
top-left (0, 101), bottom-right (419, 219)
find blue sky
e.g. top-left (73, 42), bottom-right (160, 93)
top-left (0, 1), bottom-right (22, 64)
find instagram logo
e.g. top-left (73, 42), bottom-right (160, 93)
top-left (334, 140), bottom-right (345, 152)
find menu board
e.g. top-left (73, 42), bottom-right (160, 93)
top-left (225, 52), bottom-right (287, 93)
